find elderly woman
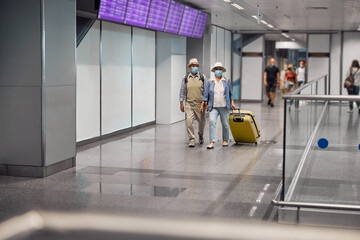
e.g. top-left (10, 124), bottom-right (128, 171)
top-left (200, 62), bottom-right (236, 149)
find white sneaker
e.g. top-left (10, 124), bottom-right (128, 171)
top-left (348, 109), bottom-right (353, 113)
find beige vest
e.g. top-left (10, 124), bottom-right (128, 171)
top-left (186, 74), bottom-right (204, 107)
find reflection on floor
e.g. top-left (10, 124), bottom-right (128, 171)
top-left (0, 100), bottom-right (285, 223)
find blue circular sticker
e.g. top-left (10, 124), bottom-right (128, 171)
top-left (318, 138), bottom-right (329, 149)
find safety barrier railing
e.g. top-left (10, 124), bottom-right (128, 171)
top-left (273, 74), bottom-right (360, 220)
top-left (1, 211), bottom-right (360, 240)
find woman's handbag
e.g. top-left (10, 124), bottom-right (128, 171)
top-left (344, 69), bottom-right (358, 89)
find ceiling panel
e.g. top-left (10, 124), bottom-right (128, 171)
top-left (180, 0), bottom-right (360, 31)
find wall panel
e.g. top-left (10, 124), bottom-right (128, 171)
top-left (101, 22), bottom-right (132, 134)
top-left (241, 36), bottom-right (264, 101)
top-left (76, 20), bottom-right (100, 142)
top-left (132, 28), bottom-right (156, 126)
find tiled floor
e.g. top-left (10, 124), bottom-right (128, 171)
top-left (0, 100), bottom-right (285, 223)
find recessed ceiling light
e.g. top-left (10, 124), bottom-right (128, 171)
top-left (260, 20), bottom-right (268, 25)
top-left (223, 0), bottom-right (232, 2)
top-left (231, 3), bottom-right (244, 10)
top-left (267, 24), bottom-right (274, 28)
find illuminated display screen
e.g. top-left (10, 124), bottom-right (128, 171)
top-left (98, 0), bottom-right (207, 38)
top-left (124, 0), bottom-right (151, 28)
top-left (98, 0), bottom-right (128, 23)
top-left (146, 0), bottom-right (171, 31)
top-left (163, 0), bottom-right (184, 35)
top-left (192, 11), bottom-right (208, 38)
top-left (178, 6), bottom-right (198, 37)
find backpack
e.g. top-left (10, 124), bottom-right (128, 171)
top-left (344, 68), bottom-right (359, 90)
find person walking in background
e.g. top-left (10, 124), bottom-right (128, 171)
top-left (200, 62), bottom-right (236, 149)
top-left (283, 64), bottom-right (298, 110)
top-left (282, 64), bottom-right (298, 94)
top-left (280, 64), bottom-right (288, 94)
top-left (264, 58), bottom-right (280, 107)
top-left (345, 60), bottom-right (360, 113)
top-left (179, 58), bottom-right (208, 147)
top-left (295, 61), bottom-right (306, 109)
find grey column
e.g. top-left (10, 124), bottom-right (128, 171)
top-left (0, 0), bottom-right (76, 177)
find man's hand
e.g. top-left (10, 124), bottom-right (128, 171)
top-left (206, 105), bottom-right (208, 112)
top-left (277, 82), bottom-right (280, 87)
top-left (264, 81), bottom-right (268, 86)
top-left (231, 103), bottom-right (237, 110)
top-left (180, 102), bottom-right (184, 112)
top-left (200, 104), bottom-right (204, 114)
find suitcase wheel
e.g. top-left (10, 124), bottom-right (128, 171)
top-left (255, 142), bottom-right (257, 146)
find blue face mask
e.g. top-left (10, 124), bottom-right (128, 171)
top-left (271, 63), bottom-right (275, 67)
top-left (215, 70), bottom-right (223, 77)
top-left (191, 67), bottom-right (199, 74)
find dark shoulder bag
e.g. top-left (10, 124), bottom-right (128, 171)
top-left (344, 69), bottom-right (358, 89)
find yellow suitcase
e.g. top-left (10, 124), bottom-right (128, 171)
top-left (229, 109), bottom-right (260, 145)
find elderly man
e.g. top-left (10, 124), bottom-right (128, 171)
top-left (264, 58), bottom-right (280, 107)
top-left (179, 58), bottom-right (208, 147)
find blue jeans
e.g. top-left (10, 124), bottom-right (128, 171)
top-left (209, 107), bottom-right (230, 143)
top-left (347, 86), bottom-right (360, 110)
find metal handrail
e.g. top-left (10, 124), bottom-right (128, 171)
top-left (282, 94), bottom-right (360, 101)
top-left (286, 74), bottom-right (327, 95)
top-left (1, 211), bottom-right (360, 240)
top-left (272, 199), bottom-right (360, 212)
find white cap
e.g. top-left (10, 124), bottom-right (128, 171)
top-left (211, 62), bottom-right (226, 72)
top-left (188, 58), bottom-right (200, 67)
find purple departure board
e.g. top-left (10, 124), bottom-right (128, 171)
top-left (98, 0), bottom-right (128, 23)
top-left (164, 0), bottom-right (185, 34)
top-left (146, 0), bottom-right (170, 31)
top-left (178, 6), bottom-right (198, 37)
top-left (192, 11), bottom-right (208, 38)
top-left (124, 0), bottom-right (151, 28)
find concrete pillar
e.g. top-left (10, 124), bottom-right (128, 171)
top-left (0, 0), bottom-right (76, 177)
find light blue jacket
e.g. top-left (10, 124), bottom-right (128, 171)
top-left (202, 77), bottom-right (233, 111)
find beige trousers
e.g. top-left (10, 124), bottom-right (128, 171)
top-left (185, 103), bottom-right (205, 140)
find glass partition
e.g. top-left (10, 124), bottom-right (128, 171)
top-left (282, 75), bottom-right (360, 206)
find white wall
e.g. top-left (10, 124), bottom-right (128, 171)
top-left (156, 32), bottom-right (186, 124)
top-left (342, 32), bottom-right (360, 95)
top-left (224, 30), bottom-right (232, 78)
top-left (76, 20), bottom-right (100, 142)
top-left (241, 36), bottom-right (264, 101)
top-left (330, 33), bottom-right (341, 95)
top-left (210, 25), bottom-right (232, 79)
top-left (308, 34), bottom-right (330, 95)
top-left (276, 41), bottom-right (306, 49)
top-left (101, 22), bottom-right (132, 134)
top-left (77, 22), bottom-right (156, 142)
top-left (132, 28), bottom-right (156, 126)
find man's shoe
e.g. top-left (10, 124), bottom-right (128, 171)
top-left (222, 141), bottom-right (229, 147)
top-left (189, 140), bottom-right (195, 147)
top-left (199, 136), bottom-right (204, 144)
top-left (358, 108), bottom-right (360, 114)
top-left (348, 109), bottom-right (353, 113)
top-left (270, 103), bottom-right (274, 108)
top-left (207, 143), bottom-right (215, 149)
top-left (267, 99), bottom-right (271, 105)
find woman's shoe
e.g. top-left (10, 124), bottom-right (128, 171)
top-left (348, 109), bottom-right (353, 113)
top-left (207, 143), bottom-right (215, 149)
top-left (222, 141), bottom-right (229, 147)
